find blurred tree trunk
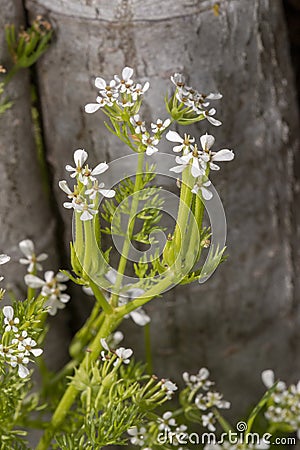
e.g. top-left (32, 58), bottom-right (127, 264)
top-left (24, 0), bottom-right (299, 418)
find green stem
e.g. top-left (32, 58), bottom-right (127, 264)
top-left (110, 151), bottom-right (145, 307)
top-left (36, 312), bottom-right (120, 450)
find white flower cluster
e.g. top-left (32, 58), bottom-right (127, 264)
top-left (262, 369), bottom-right (300, 439)
top-left (171, 73), bottom-right (222, 126)
top-left (183, 368), bottom-right (230, 432)
top-left (25, 271), bottom-right (70, 316)
top-left (85, 67), bottom-right (149, 113)
top-left (0, 305), bottom-right (43, 378)
top-left (167, 132), bottom-right (234, 199)
top-left (130, 114), bottom-right (171, 156)
top-left (59, 149), bottom-right (115, 221)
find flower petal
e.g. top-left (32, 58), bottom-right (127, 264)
top-left (201, 187), bottom-right (213, 200)
top-left (206, 116), bottom-right (222, 127)
top-left (18, 364), bottom-right (29, 378)
top-left (169, 165), bottom-right (185, 173)
top-left (91, 162), bottom-right (109, 176)
top-left (0, 254), bottom-right (10, 265)
top-left (99, 189), bottom-right (115, 198)
top-left (3, 305), bottom-right (13, 320)
top-left (166, 131), bottom-right (183, 144)
top-left (74, 149), bottom-right (88, 167)
top-left (122, 66), bottom-right (134, 81)
top-left (24, 275), bottom-right (45, 289)
top-left (95, 77), bottom-right (106, 90)
top-left (59, 180), bottom-right (72, 195)
top-left (130, 309), bottom-right (151, 326)
top-left (200, 134), bottom-right (215, 151)
top-left (19, 240), bottom-right (34, 258)
top-left (85, 103), bottom-right (101, 114)
top-left (31, 348), bottom-right (43, 357)
top-left (261, 369), bottom-right (275, 388)
top-left (212, 149), bottom-right (234, 161)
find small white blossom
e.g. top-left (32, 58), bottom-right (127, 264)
top-left (3, 305), bottom-right (20, 332)
top-left (74, 202), bottom-right (98, 221)
top-left (130, 114), bottom-right (146, 134)
top-left (142, 134), bottom-right (159, 156)
top-left (201, 108), bottom-right (222, 126)
top-left (0, 254), bottom-right (10, 281)
top-left (86, 179), bottom-right (115, 200)
top-left (128, 426), bottom-right (147, 446)
top-left (85, 95), bottom-right (110, 113)
top-left (79, 161), bottom-right (109, 185)
top-left (66, 149), bottom-right (88, 178)
top-left (202, 412), bottom-right (216, 432)
top-left (158, 411), bottom-right (177, 431)
top-left (166, 131), bottom-right (195, 154)
top-left (19, 239), bottom-right (48, 273)
top-left (131, 81), bottom-right (150, 100)
top-left (199, 133), bottom-right (234, 171)
top-left (151, 118), bottom-right (171, 134)
top-left (114, 66), bottom-right (134, 92)
top-left (170, 147), bottom-right (205, 178)
top-left (17, 337), bottom-right (43, 358)
top-left (9, 353), bottom-right (30, 378)
top-left (161, 379), bottom-right (178, 398)
top-left (115, 346), bottom-right (133, 365)
top-left (191, 178), bottom-right (213, 200)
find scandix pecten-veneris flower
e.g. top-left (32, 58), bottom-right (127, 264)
top-left (0, 67), bottom-right (299, 449)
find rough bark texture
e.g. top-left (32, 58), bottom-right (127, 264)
top-left (23, 0), bottom-right (300, 419)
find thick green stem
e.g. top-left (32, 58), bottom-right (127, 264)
top-left (36, 312), bottom-right (119, 450)
top-left (110, 151), bottom-right (145, 307)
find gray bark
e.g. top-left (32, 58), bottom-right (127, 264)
top-left (24, 0), bottom-right (300, 419)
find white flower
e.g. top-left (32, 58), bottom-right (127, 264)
top-left (171, 73), bottom-right (186, 88)
top-left (85, 95), bottom-right (109, 113)
top-left (171, 147), bottom-right (205, 178)
top-left (9, 353), bottom-right (30, 378)
top-left (115, 346), bottom-right (133, 364)
top-left (95, 76), bottom-right (118, 94)
top-left (25, 271), bottom-right (70, 316)
top-left (199, 133), bottom-right (234, 170)
top-left (128, 426), bottom-right (147, 446)
top-left (201, 108), bottom-right (222, 126)
top-left (66, 149), bottom-right (88, 178)
top-left (166, 131), bottom-right (195, 154)
top-left (183, 368), bottom-right (213, 390)
top-left (191, 179), bottom-right (213, 200)
top-left (161, 379), bottom-right (178, 398)
top-left (130, 114), bottom-right (146, 134)
top-left (3, 305), bottom-right (19, 332)
top-left (114, 67), bottom-right (134, 92)
top-left (86, 180), bottom-right (115, 200)
top-left (18, 337), bottom-right (43, 358)
top-left (0, 254), bottom-right (10, 281)
top-left (151, 118), bottom-right (171, 134)
top-left (74, 202), bottom-right (98, 221)
top-left (80, 162), bottom-right (109, 185)
top-left (158, 411), bottom-right (177, 431)
top-left (131, 81), bottom-right (150, 100)
top-left (0, 344), bottom-right (13, 359)
top-left (19, 239), bottom-right (48, 273)
top-left (142, 134), bottom-right (159, 156)
top-left (202, 412), bottom-right (216, 432)
top-left (59, 180), bottom-right (82, 209)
